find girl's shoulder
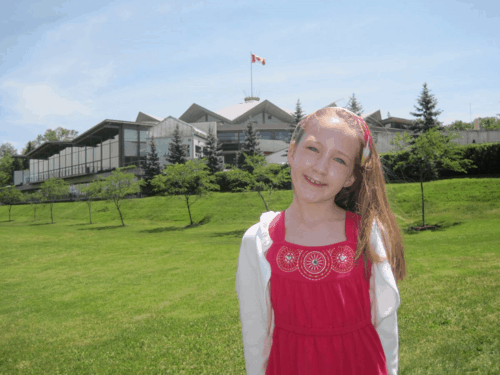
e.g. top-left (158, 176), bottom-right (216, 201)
top-left (242, 211), bottom-right (281, 241)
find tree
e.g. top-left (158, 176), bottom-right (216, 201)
top-left (345, 93), bottom-right (363, 116)
top-left (100, 166), bottom-right (142, 226)
top-left (32, 127), bottom-right (79, 147)
top-left (0, 153), bottom-right (15, 186)
top-left (237, 122), bottom-right (261, 169)
top-left (0, 142), bottom-right (17, 158)
top-left (477, 117), bottom-right (500, 130)
top-left (151, 159), bottom-right (219, 226)
top-left (409, 83), bottom-right (443, 134)
top-left (40, 178), bottom-right (69, 224)
top-left (390, 128), bottom-right (475, 227)
top-left (0, 186), bottom-right (24, 221)
top-left (203, 126), bottom-right (224, 174)
top-left (142, 136), bottom-right (162, 195)
top-left (290, 99), bottom-right (306, 133)
top-left (79, 180), bottom-right (104, 224)
top-left (251, 160), bottom-right (290, 211)
top-left (166, 124), bottom-right (188, 165)
top-left (446, 120), bottom-right (474, 131)
top-left (21, 141), bottom-right (36, 170)
top-left (26, 190), bottom-right (44, 221)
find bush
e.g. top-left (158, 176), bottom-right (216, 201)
top-left (215, 169), bottom-right (254, 192)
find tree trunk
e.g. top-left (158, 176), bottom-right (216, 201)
top-left (420, 167), bottom-right (425, 227)
top-left (185, 195), bottom-right (193, 226)
top-left (34, 207), bottom-right (37, 221)
top-left (115, 200), bottom-right (125, 226)
top-left (88, 201), bottom-right (92, 224)
top-left (8, 206), bottom-right (12, 221)
top-left (50, 202), bottom-right (54, 224)
top-left (257, 189), bottom-right (269, 211)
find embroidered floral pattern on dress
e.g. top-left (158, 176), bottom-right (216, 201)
top-left (277, 246), bottom-right (301, 272)
top-left (276, 244), bottom-right (356, 280)
top-left (298, 250), bottom-right (332, 281)
top-left (329, 245), bottom-right (356, 273)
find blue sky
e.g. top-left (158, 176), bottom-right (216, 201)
top-left (1, 0), bottom-right (499, 153)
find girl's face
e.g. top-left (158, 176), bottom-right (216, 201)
top-left (287, 122), bottom-right (360, 206)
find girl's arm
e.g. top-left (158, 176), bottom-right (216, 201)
top-left (236, 226), bottom-right (267, 375)
top-left (370, 220), bottom-right (401, 375)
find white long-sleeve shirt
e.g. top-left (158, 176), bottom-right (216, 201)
top-left (236, 211), bottom-right (401, 375)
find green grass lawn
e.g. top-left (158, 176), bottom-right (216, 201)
top-left (1, 178), bottom-right (499, 374)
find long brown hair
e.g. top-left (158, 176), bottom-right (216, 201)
top-left (289, 107), bottom-right (407, 284)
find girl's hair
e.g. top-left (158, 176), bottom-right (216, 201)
top-left (288, 107), bottom-right (407, 284)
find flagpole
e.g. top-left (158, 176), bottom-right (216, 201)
top-left (250, 52), bottom-right (253, 97)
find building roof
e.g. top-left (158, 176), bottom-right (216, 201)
top-left (136, 112), bottom-right (163, 123)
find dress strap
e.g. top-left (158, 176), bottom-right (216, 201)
top-left (345, 211), bottom-right (361, 242)
top-left (268, 211), bottom-right (285, 243)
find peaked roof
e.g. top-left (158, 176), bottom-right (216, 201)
top-left (179, 99), bottom-right (295, 125)
top-left (136, 112), bottom-right (163, 123)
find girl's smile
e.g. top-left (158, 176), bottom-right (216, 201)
top-left (304, 174), bottom-right (326, 187)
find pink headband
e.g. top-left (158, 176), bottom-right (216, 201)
top-left (295, 107), bottom-right (373, 165)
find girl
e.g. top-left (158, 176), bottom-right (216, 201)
top-left (236, 107), bottom-right (406, 375)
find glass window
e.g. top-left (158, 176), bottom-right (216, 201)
top-left (102, 159), bottom-right (110, 170)
top-left (79, 148), bottom-right (85, 164)
top-left (111, 142), bottom-right (119, 158)
top-left (124, 141), bottom-right (137, 157)
top-left (60, 155), bottom-right (65, 168)
top-left (239, 132), bottom-right (245, 143)
top-left (95, 145), bottom-right (102, 160)
top-left (86, 147), bottom-right (94, 163)
top-left (218, 132), bottom-right (238, 142)
top-left (73, 148), bottom-right (79, 165)
top-left (275, 131), bottom-right (291, 141)
top-left (54, 156), bottom-right (59, 170)
top-left (258, 131), bottom-right (272, 140)
top-left (124, 129), bottom-right (137, 141)
top-left (110, 157), bottom-right (119, 169)
top-left (140, 130), bottom-right (148, 142)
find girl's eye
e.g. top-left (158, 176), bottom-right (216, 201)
top-left (306, 146), bottom-right (318, 153)
top-left (335, 158), bottom-right (346, 165)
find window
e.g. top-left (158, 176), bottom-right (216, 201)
top-left (258, 131), bottom-right (272, 140)
top-left (219, 132), bottom-right (238, 142)
top-left (275, 131), bottom-right (291, 141)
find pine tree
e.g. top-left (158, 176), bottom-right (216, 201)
top-left (166, 124), bottom-right (187, 165)
top-left (203, 126), bottom-right (224, 174)
top-left (22, 141), bottom-right (35, 170)
top-left (409, 83), bottom-right (443, 134)
top-left (142, 136), bottom-right (162, 195)
top-left (345, 93), bottom-right (363, 116)
top-left (237, 122), bottom-right (261, 170)
top-left (288, 99), bottom-right (306, 141)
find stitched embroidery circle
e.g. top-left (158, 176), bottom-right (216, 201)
top-left (277, 246), bottom-right (301, 272)
top-left (329, 246), bottom-right (355, 273)
top-left (298, 251), bottom-right (331, 280)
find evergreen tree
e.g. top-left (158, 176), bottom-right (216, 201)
top-left (21, 141), bottom-right (35, 169)
top-left (203, 126), bottom-right (224, 174)
top-left (345, 93), bottom-right (363, 116)
top-left (237, 122), bottom-right (261, 170)
top-left (288, 99), bottom-right (306, 143)
top-left (409, 83), bottom-right (443, 134)
top-left (166, 124), bottom-right (187, 165)
top-left (142, 136), bottom-right (162, 195)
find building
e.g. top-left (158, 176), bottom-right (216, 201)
top-left (15, 97), bottom-right (444, 192)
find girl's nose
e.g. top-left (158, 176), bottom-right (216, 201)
top-left (313, 155), bottom-right (328, 175)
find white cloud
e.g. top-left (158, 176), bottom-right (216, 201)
top-left (2, 81), bottom-right (92, 123)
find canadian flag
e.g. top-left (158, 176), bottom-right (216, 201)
top-left (252, 54), bottom-right (265, 65)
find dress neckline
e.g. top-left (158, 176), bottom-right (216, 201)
top-left (280, 209), bottom-right (351, 250)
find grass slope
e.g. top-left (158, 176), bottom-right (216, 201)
top-left (1, 178), bottom-right (499, 374)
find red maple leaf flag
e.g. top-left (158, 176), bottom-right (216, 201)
top-left (252, 54), bottom-right (266, 65)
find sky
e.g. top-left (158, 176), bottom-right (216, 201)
top-left (0, 0), bottom-right (499, 153)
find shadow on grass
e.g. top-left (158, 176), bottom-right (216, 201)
top-left (211, 229), bottom-right (246, 238)
top-left (78, 225), bottom-right (125, 231)
top-left (28, 222), bottom-right (52, 226)
top-left (141, 215), bottom-right (212, 234)
top-left (403, 221), bottom-right (463, 235)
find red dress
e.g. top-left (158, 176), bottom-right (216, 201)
top-left (265, 211), bottom-right (388, 375)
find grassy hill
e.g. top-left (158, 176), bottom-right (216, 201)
top-left (1, 178), bottom-right (499, 374)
